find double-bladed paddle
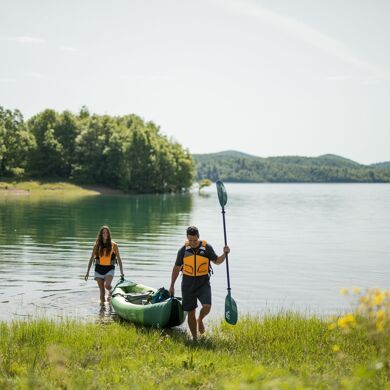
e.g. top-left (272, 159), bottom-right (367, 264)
top-left (216, 180), bottom-right (238, 325)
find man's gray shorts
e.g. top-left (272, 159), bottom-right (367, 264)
top-left (181, 282), bottom-right (211, 311)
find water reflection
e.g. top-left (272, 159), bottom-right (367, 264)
top-left (0, 193), bottom-right (193, 245)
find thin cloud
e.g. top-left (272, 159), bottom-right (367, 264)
top-left (220, 0), bottom-right (390, 81)
top-left (22, 72), bottom-right (45, 79)
top-left (0, 77), bottom-right (17, 83)
top-left (29, 72), bottom-right (45, 79)
top-left (361, 78), bottom-right (381, 85)
top-left (327, 75), bottom-right (350, 81)
top-left (1, 36), bottom-right (46, 44)
top-left (120, 73), bottom-right (169, 81)
top-left (60, 46), bottom-right (79, 52)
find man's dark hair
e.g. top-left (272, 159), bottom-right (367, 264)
top-left (186, 226), bottom-right (199, 237)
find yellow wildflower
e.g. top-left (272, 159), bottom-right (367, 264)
top-left (373, 291), bottom-right (385, 306)
top-left (352, 287), bottom-right (361, 294)
top-left (340, 288), bottom-right (349, 296)
top-left (376, 321), bottom-right (385, 333)
top-left (376, 310), bottom-right (385, 320)
top-left (338, 314), bottom-right (356, 328)
top-left (332, 344), bottom-right (340, 352)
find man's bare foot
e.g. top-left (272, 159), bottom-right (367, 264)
top-left (197, 318), bottom-right (205, 334)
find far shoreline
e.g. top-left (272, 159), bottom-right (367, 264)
top-left (1, 180), bottom-right (389, 199)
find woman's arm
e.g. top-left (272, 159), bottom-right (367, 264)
top-left (115, 244), bottom-right (124, 277)
top-left (84, 245), bottom-right (96, 281)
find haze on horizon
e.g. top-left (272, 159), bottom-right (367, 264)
top-left (0, 0), bottom-right (389, 164)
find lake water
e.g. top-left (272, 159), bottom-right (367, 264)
top-left (0, 184), bottom-right (389, 322)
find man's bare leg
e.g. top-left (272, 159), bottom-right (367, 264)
top-left (198, 304), bottom-right (211, 334)
top-left (187, 309), bottom-right (197, 341)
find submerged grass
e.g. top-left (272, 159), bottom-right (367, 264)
top-left (0, 313), bottom-right (388, 389)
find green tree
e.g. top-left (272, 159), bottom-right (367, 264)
top-left (124, 124), bottom-right (161, 192)
top-left (0, 107), bottom-right (35, 177)
top-left (167, 141), bottom-right (194, 192)
top-left (123, 121), bottom-right (194, 193)
top-left (27, 110), bottom-right (64, 177)
top-left (73, 115), bottom-right (128, 186)
top-left (56, 111), bottom-right (80, 177)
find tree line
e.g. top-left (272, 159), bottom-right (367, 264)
top-left (194, 152), bottom-right (390, 183)
top-left (0, 106), bottom-right (195, 193)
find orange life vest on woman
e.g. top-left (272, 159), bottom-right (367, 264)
top-left (95, 240), bottom-right (117, 266)
top-left (182, 240), bottom-right (210, 277)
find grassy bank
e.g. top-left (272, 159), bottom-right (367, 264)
top-left (0, 313), bottom-right (388, 389)
top-left (0, 181), bottom-right (109, 197)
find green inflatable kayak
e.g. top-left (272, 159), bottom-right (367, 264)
top-left (111, 279), bottom-right (186, 328)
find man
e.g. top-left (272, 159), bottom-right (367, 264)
top-left (169, 226), bottom-right (230, 341)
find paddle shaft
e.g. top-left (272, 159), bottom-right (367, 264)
top-left (221, 206), bottom-right (231, 291)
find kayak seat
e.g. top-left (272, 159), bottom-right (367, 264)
top-left (124, 291), bottom-right (153, 305)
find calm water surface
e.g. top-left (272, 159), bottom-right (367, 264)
top-left (0, 184), bottom-right (389, 322)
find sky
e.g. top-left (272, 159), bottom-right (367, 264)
top-left (0, 0), bottom-right (389, 164)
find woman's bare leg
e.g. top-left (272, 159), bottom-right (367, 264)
top-left (105, 275), bottom-right (114, 301)
top-left (96, 278), bottom-right (105, 305)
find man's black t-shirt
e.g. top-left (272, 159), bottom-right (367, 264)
top-left (175, 242), bottom-right (218, 291)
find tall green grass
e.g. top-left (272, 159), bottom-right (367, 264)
top-left (0, 314), bottom-right (388, 389)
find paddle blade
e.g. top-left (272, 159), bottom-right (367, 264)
top-left (225, 291), bottom-right (238, 325)
top-left (216, 180), bottom-right (228, 207)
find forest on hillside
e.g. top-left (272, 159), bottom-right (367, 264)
top-left (194, 151), bottom-right (390, 183)
top-left (0, 106), bottom-right (194, 193)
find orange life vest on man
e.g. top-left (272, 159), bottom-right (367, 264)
top-left (95, 241), bottom-right (117, 266)
top-left (182, 240), bottom-right (210, 277)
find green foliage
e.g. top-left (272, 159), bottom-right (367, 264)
top-left (0, 106), bottom-right (194, 193)
top-left (73, 114), bottom-right (128, 186)
top-left (0, 107), bottom-right (35, 177)
top-left (27, 109), bottom-right (82, 178)
top-left (194, 151), bottom-right (390, 183)
top-left (122, 120), bottom-right (194, 192)
top-left (0, 315), bottom-right (388, 388)
top-left (198, 178), bottom-right (212, 193)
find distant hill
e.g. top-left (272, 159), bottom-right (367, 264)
top-left (370, 161), bottom-right (390, 169)
top-left (196, 150), bottom-right (259, 159)
top-left (193, 151), bottom-right (390, 183)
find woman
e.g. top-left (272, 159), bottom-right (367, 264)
top-left (85, 226), bottom-right (124, 305)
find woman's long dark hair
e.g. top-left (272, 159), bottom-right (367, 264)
top-left (95, 225), bottom-right (112, 257)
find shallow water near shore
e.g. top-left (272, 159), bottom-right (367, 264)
top-left (0, 183), bottom-right (389, 322)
